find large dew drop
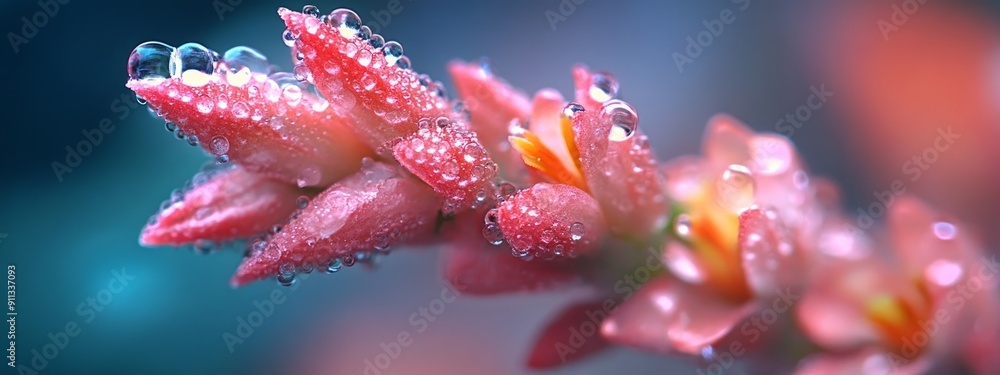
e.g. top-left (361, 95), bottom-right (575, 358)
top-left (327, 8), bottom-right (362, 38)
top-left (601, 100), bottom-right (638, 142)
top-left (381, 41), bottom-right (404, 66)
top-left (170, 42), bottom-right (217, 78)
top-left (589, 72), bottom-right (619, 103)
top-left (128, 41), bottom-right (175, 80)
top-left (222, 46), bottom-right (271, 74)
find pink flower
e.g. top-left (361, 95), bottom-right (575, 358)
top-left (793, 197), bottom-right (1000, 375)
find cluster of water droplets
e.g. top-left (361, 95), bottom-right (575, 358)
top-left (481, 191), bottom-right (588, 260)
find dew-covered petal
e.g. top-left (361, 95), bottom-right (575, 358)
top-left (279, 9), bottom-right (455, 150)
top-left (739, 208), bottom-right (804, 296)
top-left (600, 275), bottom-right (754, 355)
top-left (792, 347), bottom-right (929, 375)
top-left (448, 60), bottom-right (530, 180)
top-left (888, 196), bottom-right (981, 294)
top-left (127, 76), bottom-right (372, 188)
top-left (231, 161), bottom-right (441, 286)
top-left (571, 107), bottom-right (667, 239)
top-left (392, 125), bottom-right (497, 214)
top-left (571, 65), bottom-right (619, 111)
top-left (496, 183), bottom-right (608, 258)
top-left (526, 300), bottom-right (613, 369)
top-left (441, 212), bottom-right (581, 295)
top-left (703, 114), bottom-right (754, 167)
top-left (140, 167), bottom-right (304, 246)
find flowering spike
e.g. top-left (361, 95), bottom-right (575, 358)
top-left (127, 76), bottom-right (372, 188)
top-left (279, 10), bottom-right (454, 150)
top-left (496, 183), bottom-right (607, 258)
top-left (140, 167), bottom-right (304, 246)
top-left (526, 301), bottom-right (612, 368)
top-left (231, 161), bottom-right (441, 286)
top-left (448, 60), bottom-right (531, 180)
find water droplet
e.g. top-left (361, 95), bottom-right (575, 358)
top-left (222, 46), bottom-right (270, 74)
top-left (232, 101), bottom-right (250, 118)
top-left (169, 42), bottom-right (217, 78)
top-left (186, 135), bottom-right (200, 147)
top-left (282, 85), bottom-right (303, 105)
top-left (276, 273), bottom-right (296, 287)
top-left (715, 164), bottom-right (755, 213)
top-left (196, 98), bottom-right (214, 114)
top-left (601, 100), bottom-right (638, 141)
top-left (562, 102), bottom-right (586, 119)
top-left (589, 72), bottom-right (619, 103)
top-left (325, 259), bottom-right (343, 273)
top-left (358, 50), bottom-right (373, 67)
top-left (293, 64), bottom-right (312, 82)
top-left (128, 41), bottom-right (174, 80)
top-left (381, 41), bottom-right (403, 65)
top-left (358, 25), bottom-right (372, 40)
top-left (215, 154), bottom-right (229, 164)
top-left (302, 5), bottom-right (320, 17)
top-left (485, 209), bottom-right (500, 224)
top-left (296, 167), bottom-right (320, 187)
top-left (483, 223), bottom-right (504, 245)
top-left (369, 34), bottom-right (385, 49)
top-left (926, 259), bottom-right (963, 286)
top-left (296, 196), bottom-right (309, 209)
top-left (932, 221), bottom-right (957, 240)
top-left (164, 122), bottom-right (176, 132)
top-left (282, 29), bottom-right (296, 46)
top-left (674, 214), bottom-right (693, 239)
top-left (327, 8), bottom-right (362, 38)
top-left (569, 222), bottom-right (585, 241)
top-left (498, 182), bottom-right (517, 199)
top-left (210, 136), bottom-right (230, 155)
top-left (342, 255), bottom-right (356, 267)
top-left (395, 56), bottom-right (411, 70)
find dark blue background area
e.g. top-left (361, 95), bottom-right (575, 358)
top-left (1, 1), bottom-right (997, 374)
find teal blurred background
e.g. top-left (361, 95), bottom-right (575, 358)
top-left (2, 0), bottom-right (999, 374)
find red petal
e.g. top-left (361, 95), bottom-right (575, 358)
top-left (496, 183), bottom-right (608, 258)
top-left (448, 60), bottom-right (531, 179)
top-left (128, 76), bottom-right (372, 188)
top-left (231, 161), bottom-right (441, 286)
top-left (702, 114), bottom-right (754, 167)
top-left (140, 167), bottom-right (304, 246)
top-left (392, 125), bottom-right (497, 214)
top-left (280, 9), bottom-right (455, 150)
top-left (888, 196), bottom-right (981, 293)
top-left (793, 348), bottom-right (929, 375)
top-left (526, 301), bottom-right (613, 369)
top-left (600, 275), bottom-right (753, 355)
top-left (571, 108), bottom-right (668, 239)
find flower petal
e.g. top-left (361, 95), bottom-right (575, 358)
top-left (128, 75), bottom-right (372, 188)
top-left (793, 348), bottom-right (929, 375)
top-left (231, 161), bottom-right (441, 286)
top-left (496, 183), bottom-right (608, 258)
top-left (739, 208), bottom-right (804, 296)
top-left (392, 125), bottom-right (497, 214)
top-left (571, 108), bottom-right (668, 239)
top-left (571, 66), bottom-right (618, 111)
top-left (601, 275), bottom-right (753, 355)
top-left (280, 9), bottom-right (455, 150)
top-left (703, 114), bottom-right (754, 167)
top-left (526, 300), bottom-right (613, 369)
top-left (140, 167), bottom-right (305, 246)
top-left (448, 60), bottom-right (530, 180)
top-left (440, 204), bottom-right (581, 295)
